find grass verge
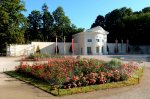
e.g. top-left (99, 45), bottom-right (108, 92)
top-left (5, 67), bottom-right (144, 96)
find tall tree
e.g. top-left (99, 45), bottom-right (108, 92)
top-left (142, 7), bottom-right (150, 13)
top-left (123, 13), bottom-right (150, 45)
top-left (65, 24), bottom-right (84, 42)
top-left (53, 6), bottom-right (71, 41)
top-left (105, 7), bottom-right (132, 42)
top-left (0, 0), bottom-right (27, 53)
top-left (27, 10), bottom-right (42, 41)
top-left (42, 3), bottom-right (54, 41)
top-left (91, 15), bottom-right (105, 28)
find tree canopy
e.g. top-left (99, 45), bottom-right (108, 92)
top-left (0, 0), bottom-right (27, 53)
top-left (26, 5), bottom-right (84, 42)
top-left (91, 7), bottom-right (150, 45)
top-left (0, 2), bottom-right (84, 53)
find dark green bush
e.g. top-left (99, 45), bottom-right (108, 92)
top-left (105, 58), bottom-right (121, 69)
top-left (28, 53), bottom-right (64, 59)
top-left (28, 53), bottom-right (50, 59)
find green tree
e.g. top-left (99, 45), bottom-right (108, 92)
top-left (0, 0), bottom-right (27, 53)
top-left (91, 15), bottom-right (105, 28)
top-left (142, 7), bottom-right (150, 13)
top-left (42, 3), bottom-right (54, 41)
top-left (123, 12), bottom-right (150, 45)
top-left (105, 7), bottom-right (132, 42)
top-left (27, 10), bottom-right (42, 41)
top-left (53, 6), bottom-right (71, 41)
top-left (36, 45), bottom-right (40, 53)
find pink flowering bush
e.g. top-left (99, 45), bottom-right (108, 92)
top-left (15, 57), bottom-right (140, 89)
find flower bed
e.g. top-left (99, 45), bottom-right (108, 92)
top-left (15, 58), bottom-right (140, 90)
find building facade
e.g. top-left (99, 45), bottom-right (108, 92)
top-left (7, 26), bottom-right (109, 56)
top-left (73, 26), bottom-right (109, 55)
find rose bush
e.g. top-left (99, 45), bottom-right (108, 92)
top-left (15, 57), bottom-right (140, 89)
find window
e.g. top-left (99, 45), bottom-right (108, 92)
top-left (96, 39), bottom-right (100, 42)
top-left (96, 47), bottom-right (99, 53)
top-left (87, 39), bottom-right (92, 42)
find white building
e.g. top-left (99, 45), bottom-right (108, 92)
top-left (7, 26), bottom-right (109, 56)
top-left (73, 26), bottom-right (109, 55)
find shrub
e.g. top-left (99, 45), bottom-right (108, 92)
top-left (76, 55), bottom-right (81, 59)
top-left (15, 58), bottom-right (139, 89)
top-left (28, 53), bottom-right (50, 59)
top-left (28, 53), bottom-right (64, 59)
top-left (36, 45), bottom-right (40, 53)
top-left (105, 58), bottom-right (121, 69)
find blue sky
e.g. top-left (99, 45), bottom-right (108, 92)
top-left (23, 0), bottom-right (150, 29)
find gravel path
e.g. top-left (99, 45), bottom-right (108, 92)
top-left (0, 56), bottom-right (150, 99)
top-left (0, 57), bottom-right (20, 72)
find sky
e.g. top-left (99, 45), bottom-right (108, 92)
top-left (23, 0), bottom-right (150, 30)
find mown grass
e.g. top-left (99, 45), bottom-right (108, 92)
top-left (5, 67), bottom-right (144, 96)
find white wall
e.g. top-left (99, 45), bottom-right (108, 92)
top-left (139, 45), bottom-right (150, 54)
top-left (130, 45), bottom-right (150, 54)
top-left (82, 33), bottom-right (108, 55)
top-left (74, 33), bottom-right (84, 55)
top-left (7, 44), bottom-right (35, 56)
top-left (107, 43), bottom-right (127, 54)
top-left (7, 42), bottom-right (79, 56)
top-left (73, 26), bottom-right (109, 55)
top-left (9, 42), bottom-right (150, 56)
top-left (32, 42), bottom-right (78, 55)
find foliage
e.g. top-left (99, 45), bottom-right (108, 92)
top-left (0, 2), bottom-right (84, 53)
top-left (91, 6), bottom-right (150, 45)
top-left (27, 10), bottom-right (42, 41)
top-left (0, 0), bottom-right (27, 52)
top-left (15, 58), bottom-right (140, 91)
top-left (36, 45), bottom-right (40, 53)
top-left (42, 3), bottom-right (54, 41)
top-left (142, 7), bottom-right (150, 13)
top-left (25, 5), bottom-right (84, 43)
top-left (28, 53), bottom-right (50, 59)
top-left (105, 59), bottom-right (121, 69)
top-left (7, 60), bottom-right (143, 96)
top-left (27, 53), bottom-right (64, 59)
top-left (91, 15), bottom-right (105, 28)
top-left (105, 7), bottom-right (132, 43)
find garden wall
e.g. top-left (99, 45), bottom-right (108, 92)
top-left (7, 42), bottom-right (150, 56)
top-left (7, 42), bottom-right (78, 56)
top-left (107, 43), bottom-right (127, 54)
top-left (31, 42), bottom-right (78, 55)
top-left (130, 45), bottom-right (150, 54)
top-left (7, 44), bottom-right (35, 56)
